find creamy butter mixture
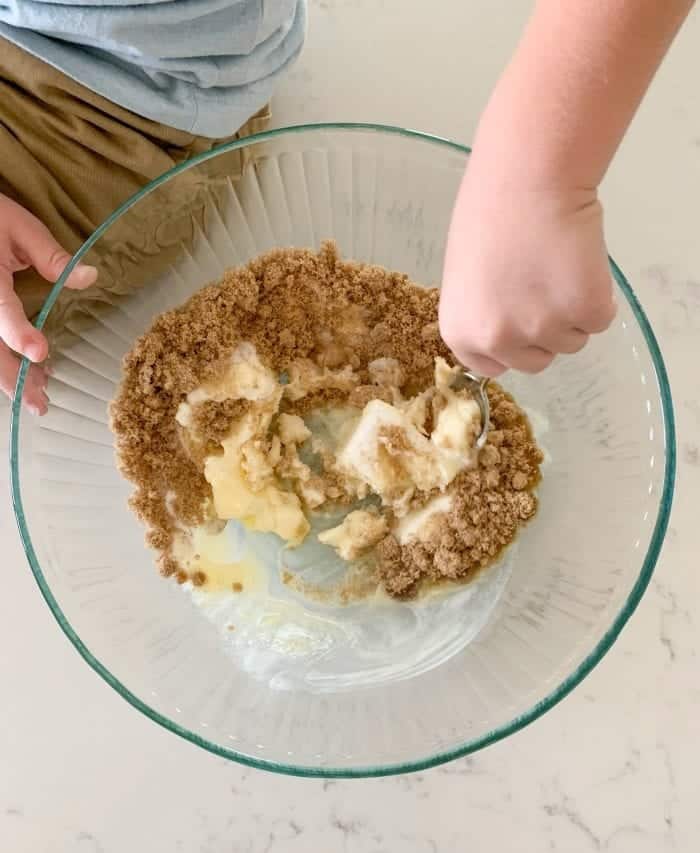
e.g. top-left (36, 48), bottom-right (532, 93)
top-left (173, 344), bottom-right (482, 567)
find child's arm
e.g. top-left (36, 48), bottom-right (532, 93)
top-left (0, 194), bottom-right (96, 412)
top-left (440, 0), bottom-right (695, 376)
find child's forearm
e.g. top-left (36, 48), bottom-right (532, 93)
top-left (472, 0), bottom-right (695, 191)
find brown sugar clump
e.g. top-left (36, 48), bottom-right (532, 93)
top-left (110, 242), bottom-right (542, 600)
top-left (376, 535), bottom-right (423, 598)
top-left (376, 383), bottom-right (544, 598)
top-left (190, 399), bottom-right (250, 444)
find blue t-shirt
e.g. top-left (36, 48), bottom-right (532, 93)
top-left (0, 0), bottom-right (305, 137)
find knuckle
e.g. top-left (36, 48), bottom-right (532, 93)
top-left (1, 328), bottom-right (23, 353)
top-left (604, 295), bottom-right (618, 324)
top-left (47, 248), bottom-right (71, 272)
top-left (6, 328), bottom-right (31, 354)
top-left (474, 317), bottom-right (510, 354)
top-left (570, 274), bottom-right (616, 333)
top-left (584, 300), bottom-right (616, 333)
top-left (517, 303), bottom-right (554, 340)
top-left (524, 320), bottom-right (553, 349)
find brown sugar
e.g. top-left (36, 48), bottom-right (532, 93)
top-left (190, 398), bottom-right (250, 444)
top-left (110, 242), bottom-right (542, 600)
top-left (375, 383), bottom-right (543, 598)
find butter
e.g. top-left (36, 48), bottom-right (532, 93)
top-left (277, 413), bottom-right (311, 445)
top-left (335, 357), bottom-right (481, 511)
top-left (395, 493), bottom-right (453, 545)
top-left (205, 411), bottom-right (310, 545)
top-left (172, 524), bottom-right (264, 593)
top-left (181, 344), bottom-right (310, 545)
top-left (336, 399), bottom-right (429, 502)
top-left (431, 356), bottom-right (482, 473)
top-left (198, 342), bottom-right (279, 403)
top-left (318, 510), bottom-right (388, 561)
top-left (176, 342), bottom-right (279, 428)
top-left (176, 345), bottom-right (481, 556)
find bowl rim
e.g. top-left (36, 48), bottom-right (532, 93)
top-left (10, 121), bottom-right (676, 778)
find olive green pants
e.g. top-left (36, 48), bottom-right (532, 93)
top-left (0, 38), bottom-right (269, 323)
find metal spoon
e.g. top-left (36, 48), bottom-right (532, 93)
top-left (452, 370), bottom-right (490, 449)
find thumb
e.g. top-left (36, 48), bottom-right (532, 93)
top-left (9, 206), bottom-right (97, 291)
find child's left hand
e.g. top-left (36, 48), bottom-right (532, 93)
top-left (0, 194), bottom-right (96, 413)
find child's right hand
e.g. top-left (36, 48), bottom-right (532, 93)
top-left (0, 194), bottom-right (96, 414)
top-left (436, 0), bottom-right (692, 377)
top-left (439, 166), bottom-right (617, 377)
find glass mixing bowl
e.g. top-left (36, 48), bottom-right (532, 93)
top-left (10, 124), bottom-right (675, 777)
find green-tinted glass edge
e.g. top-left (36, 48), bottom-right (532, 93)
top-left (9, 122), bottom-right (676, 779)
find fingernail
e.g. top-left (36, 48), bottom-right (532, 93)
top-left (67, 264), bottom-right (98, 288)
top-left (27, 404), bottom-right (41, 416)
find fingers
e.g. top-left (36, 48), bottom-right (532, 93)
top-left (456, 352), bottom-right (507, 378)
top-left (0, 340), bottom-right (49, 414)
top-left (8, 202), bottom-right (97, 291)
top-left (440, 286), bottom-right (608, 376)
top-left (66, 262), bottom-right (99, 291)
top-left (442, 323), bottom-right (591, 377)
top-left (0, 199), bottom-right (97, 364)
top-left (506, 346), bottom-right (555, 374)
top-left (574, 294), bottom-right (618, 334)
top-left (0, 270), bottom-right (48, 362)
top-left (0, 340), bottom-right (20, 398)
top-left (0, 197), bottom-right (92, 413)
top-left (563, 263), bottom-right (618, 334)
top-left (542, 327), bottom-right (589, 355)
top-left (24, 363), bottom-right (50, 415)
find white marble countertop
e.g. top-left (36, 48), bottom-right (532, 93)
top-left (2, 2), bottom-right (699, 850)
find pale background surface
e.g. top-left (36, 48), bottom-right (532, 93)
top-left (2, 1), bottom-right (699, 850)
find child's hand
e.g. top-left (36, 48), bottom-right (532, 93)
top-left (437, 0), bottom-right (695, 378)
top-left (0, 194), bottom-right (96, 413)
top-left (439, 168), bottom-right (617, 377)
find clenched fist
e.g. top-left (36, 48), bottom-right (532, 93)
top-left (440, 167), bottom-right (617, 378)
